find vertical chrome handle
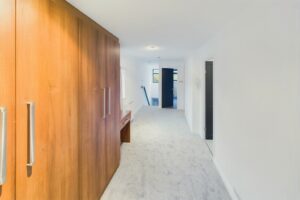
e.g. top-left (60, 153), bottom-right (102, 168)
top-left (108, 87), bottom-right (111, 115)
top-left (27, 102), bottom-right (35, 167)
top-left (102, 88), bottom-right (106, 119)
top-left (0, 107), bottom-right (7, 185)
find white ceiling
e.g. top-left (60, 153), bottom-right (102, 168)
top-left (66, 0), bottom-right (255, 60)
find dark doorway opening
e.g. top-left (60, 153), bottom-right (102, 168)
top-left (205, 61), bottom-right (213, 140)
top-left (162, 68), bottom-right (174, 108)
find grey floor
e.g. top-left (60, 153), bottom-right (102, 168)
top-left (206, 140), bottom-right (215, 156)
top-left (101, 107), bottom-right (231, 200)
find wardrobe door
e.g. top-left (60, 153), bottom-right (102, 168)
top-left (105, 35), bottom-right (121, 181)
top-left (78, 21), bottom-right (107, 200)
top-left (97, 30), bottom-right (108, 197)
top-left (0, 0), bottom-right (15, 199)
top-left (16, 0), bottom-right (79, 199)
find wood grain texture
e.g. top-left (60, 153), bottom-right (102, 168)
top-left (78, 20), bottom-right (107, 200)
top-left (120, 111), bottom-right (131, 143)
top-left (0, 0), bottom-right (16, 199)
top-left (16, 0), bottom-right (79, 199)
top-left (8, 0), bottom-right (121, 199)
top-left (96, 30), bottom-right (108, 199)
top-left (57, 0), bottom-right (119, 42)
top-left (78, 18), bottom-right (121, 200)
top-left (105, 35), bottom-right (121, 182)
top-left (120, 123), bottom-right (131, 143)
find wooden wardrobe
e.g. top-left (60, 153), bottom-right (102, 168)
top-left (0, 0), bottom-right (121, 199)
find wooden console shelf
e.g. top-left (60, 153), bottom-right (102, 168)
top-left (120, 111), bottom-right (131, 143)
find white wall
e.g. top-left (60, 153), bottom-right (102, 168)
top-left (144, 62), bottom-right (159, 101)
top-left (120, 56), bottom-right (186, 113)
top-left (185, 57), bottom-right (205, 135)
top-left (142, 60), bottom-right (185, 110)
top-left (151, 82), bottom-right (159, 98)
top-left (120, 54), bottom-right (150, 118)
top-left (185, 2), bottom-right (300, 200)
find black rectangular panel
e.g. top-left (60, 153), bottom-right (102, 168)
top-left (205, 61), bottom-right (213, 140)
top-left (162, 68), bottom-right (174, 108)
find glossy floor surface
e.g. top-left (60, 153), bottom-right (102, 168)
top-left (101, 107), bottom-right (231, 200)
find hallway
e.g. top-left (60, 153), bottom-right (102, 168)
top-left (1, 0), bottom-right (299, 199)
top-left (101, 107), bottom-right (231, 200)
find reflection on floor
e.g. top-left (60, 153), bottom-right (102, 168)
top-left (101, 107), bottom-right (231, 200)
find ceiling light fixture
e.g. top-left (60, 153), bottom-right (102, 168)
top-left (146, 45), bottom-right (160, 51)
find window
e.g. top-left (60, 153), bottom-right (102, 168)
top-left (153, 69), bottom-right (160, 83)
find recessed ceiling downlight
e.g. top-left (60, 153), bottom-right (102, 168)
top-left (146, 45), bottom-right (160, 51)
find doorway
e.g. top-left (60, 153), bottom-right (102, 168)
top-left (162, 68), bottom-right (177, 108)
top-left (205, 61), bottom-right (213, 140)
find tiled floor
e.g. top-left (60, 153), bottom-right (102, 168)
top-left (101, 107), bottom-right (231, 200)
